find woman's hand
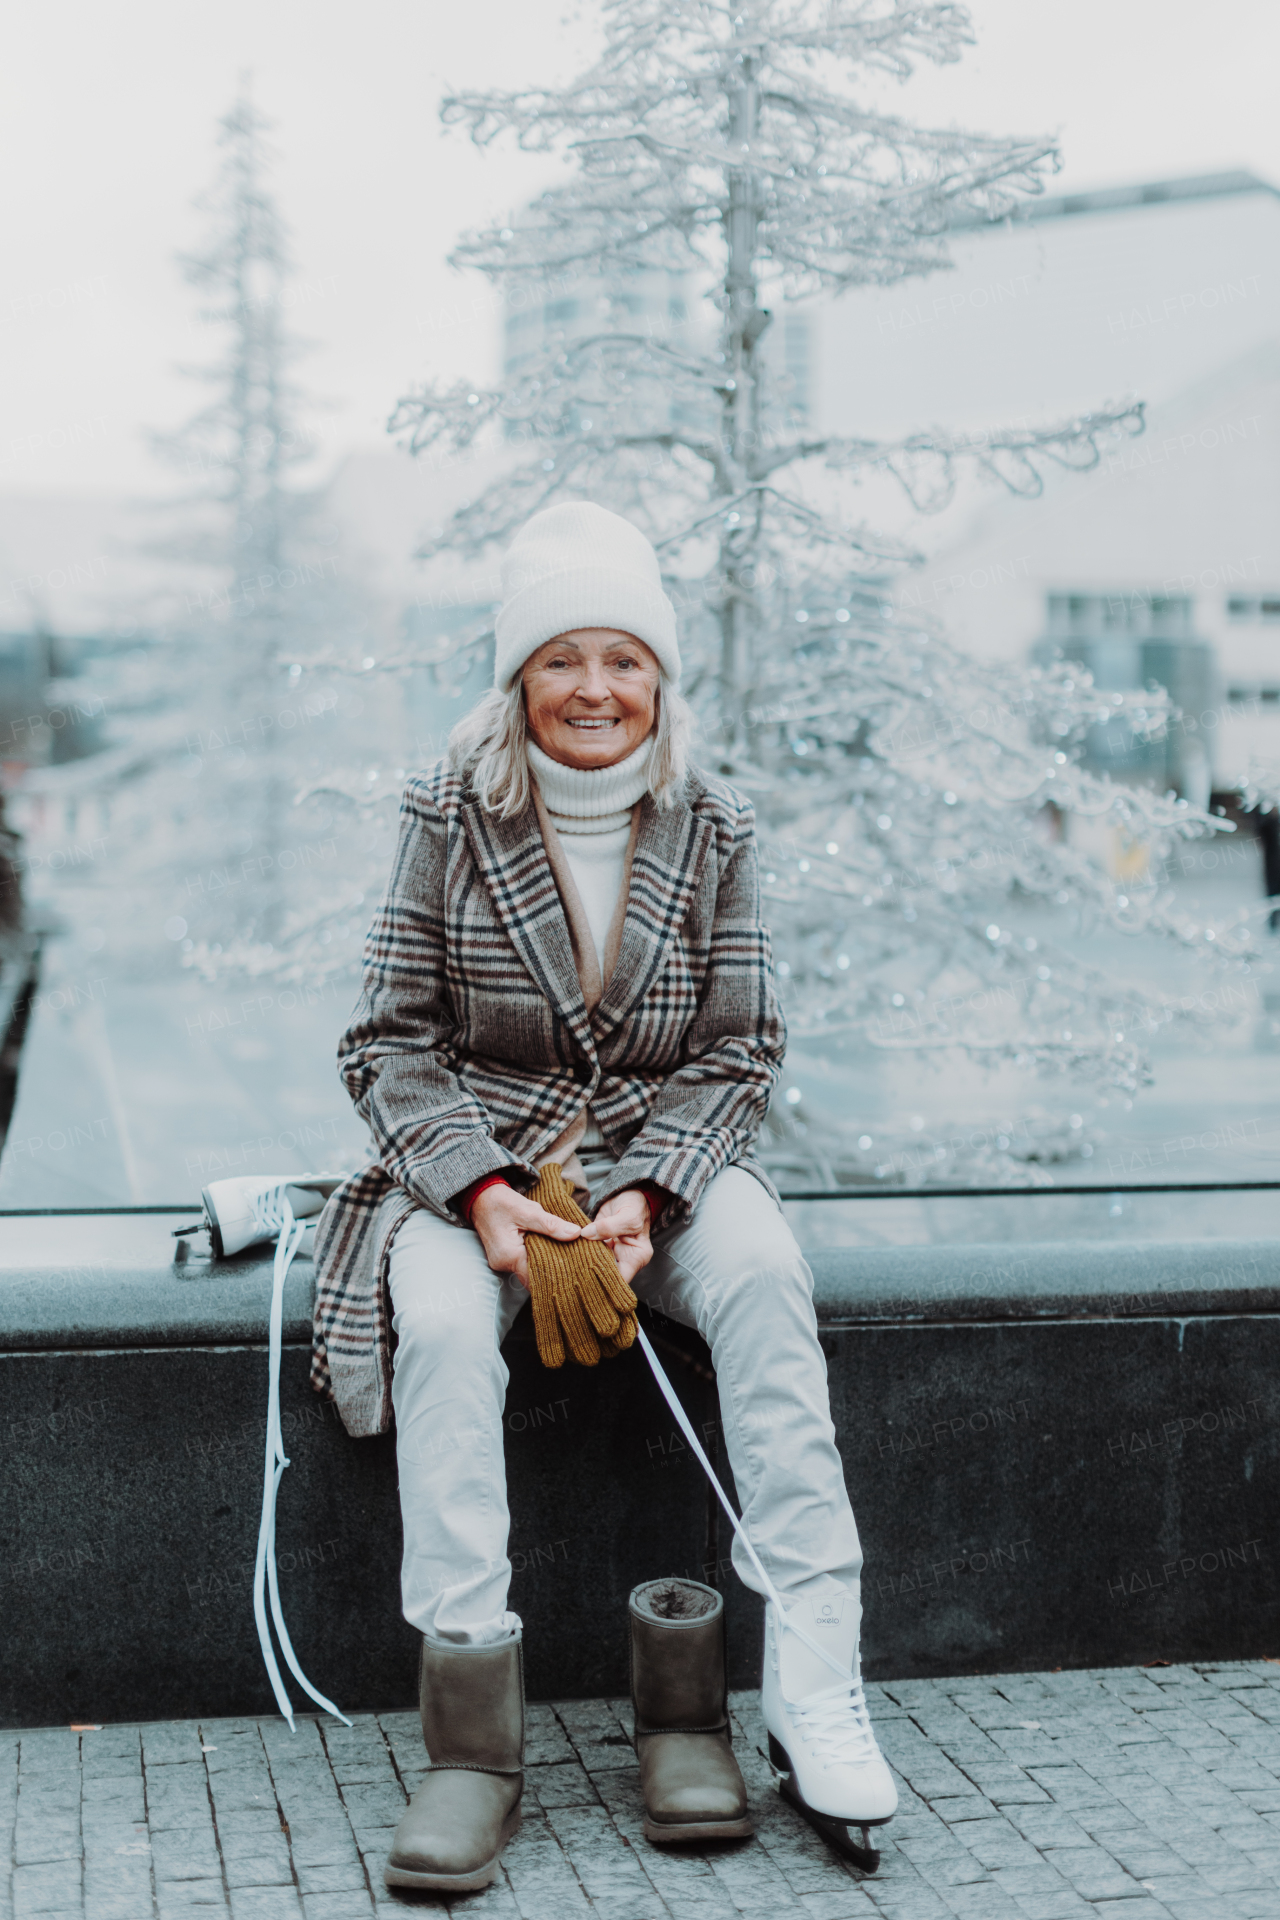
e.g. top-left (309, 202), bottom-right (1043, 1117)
top-left (580, 1189), bottom-right (654, 1286)
top-left (471, 1182), bottom-right (581, 1287)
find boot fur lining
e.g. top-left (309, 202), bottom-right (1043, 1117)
top-left (633, 1578), bottom-right (718, 1621)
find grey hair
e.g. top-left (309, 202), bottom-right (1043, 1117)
top-left (448, 673), bottom-right (693, 819)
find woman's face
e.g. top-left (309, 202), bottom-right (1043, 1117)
top-left (522, 628), bottom-right (660, 770)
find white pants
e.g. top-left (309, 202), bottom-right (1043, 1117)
top-left (387, 1163), bottom-right (864, 1645)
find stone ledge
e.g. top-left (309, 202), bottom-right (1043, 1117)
top-left (0, 1211), bottom-right (309, 1347)
top-left (808, 1237), bottom-right (1280, 1323)
top-left (2, 1209), bottom-right (1276, 1349)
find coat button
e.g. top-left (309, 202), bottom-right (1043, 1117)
top-left (574, 1063), bottom-right (593, 1084)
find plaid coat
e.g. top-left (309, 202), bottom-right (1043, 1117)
top-left (312, 758), bottom-right (785, 1437)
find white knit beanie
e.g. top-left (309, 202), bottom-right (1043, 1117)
top-left (494, 501), bottom-right (680, 690)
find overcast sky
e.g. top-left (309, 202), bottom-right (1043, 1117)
top-left (4, 0), bottom-right (1278, 497)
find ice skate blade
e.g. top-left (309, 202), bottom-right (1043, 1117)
top-left (768, 1733), bottom-right (889, 1874)
top-left (778, 1775), bottom-right (882, 1872)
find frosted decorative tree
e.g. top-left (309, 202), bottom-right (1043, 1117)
top-left (383, 0), bottom-right (1248, 1183)
top-left (52, 91), bottom-right (377, 976)
top-left (155, 89), bottom-right (313, 591)
top-left (145, 87), bottom-right (321, 951)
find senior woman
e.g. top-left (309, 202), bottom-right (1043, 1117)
top-left (313, 501), bottom-right (895, 1893)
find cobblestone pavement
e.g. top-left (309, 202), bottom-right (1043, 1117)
top-left (5, 1662), bottom-right (1280, 1919)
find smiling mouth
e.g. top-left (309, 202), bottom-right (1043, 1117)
top-left (566, 717), bottom-right (620, 730)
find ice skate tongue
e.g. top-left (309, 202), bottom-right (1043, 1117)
top-left (281, 1182), bottom-right (330, 1219)
top-left (780, 1593), bottom-right (859, 1702)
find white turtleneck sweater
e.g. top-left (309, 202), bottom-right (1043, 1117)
top-left (527, 736), bottom-right (651, 978)
top-left (528, 736), bottom-right (652, 1151)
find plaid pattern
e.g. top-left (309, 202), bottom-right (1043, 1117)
top-left (312, 760), bottom-right (785, 1437)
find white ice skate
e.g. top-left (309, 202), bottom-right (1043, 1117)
top-left (198, 1174), bottom-right (343, 1257)
top-left (762, 1593), bottom-right (897, 1872)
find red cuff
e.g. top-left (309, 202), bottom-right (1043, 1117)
top-left (637, 1182), bottom-right (669, 1231)
top-left (453, 1173), bottom-right (511, 1223)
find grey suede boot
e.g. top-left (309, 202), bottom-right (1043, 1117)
top-left (384, 1632), bottom-right (524, 1892)
top-left (629, 1577), bottom-right (753, 1844)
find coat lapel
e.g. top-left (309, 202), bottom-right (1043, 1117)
top-left (460, 797), bottom-right (596, 1055)
top-left (595, 791), bottom-right (714, 1041)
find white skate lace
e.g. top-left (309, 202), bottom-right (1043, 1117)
top-left (251, 1184), bottom-right (292, 1239)
top-left (250, 1182), bottom-right (351, 1731)
top-left (637, 1327), bottom-right (852, 1686)
top-left (786, 1680), bottom-right (881, 1768)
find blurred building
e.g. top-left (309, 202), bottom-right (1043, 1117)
top-left (807, 169), bottom-right (1280, 797)
top-left (501, 261), bottom-right (813, 426)
top-left (502, 265), bottom-right (703, 377)
top-left (1030, 594), bottom-right (1216, 805)
top-left (0, 629), bottom-right (107, 783)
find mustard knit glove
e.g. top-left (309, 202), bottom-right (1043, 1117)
top-left (525, 1164), bottom-right (639, 1368)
